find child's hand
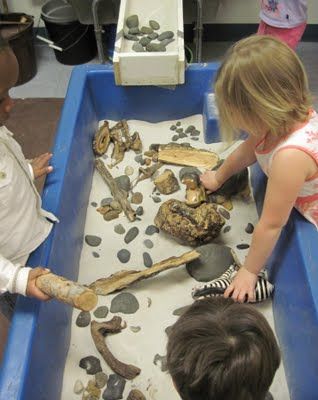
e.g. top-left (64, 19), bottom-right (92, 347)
top-left (224, 267), bottom-right (258, 303)
top-left (200, 170), bottom-right (222, 192)
top-left (26, 267), bottom-right (51, 301)
top-left (30, 153), bottom-right (53, 179)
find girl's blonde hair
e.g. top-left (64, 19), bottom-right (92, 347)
top-left (215, 35), bottom-right (312, 142)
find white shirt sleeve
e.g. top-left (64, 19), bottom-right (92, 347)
top-left (0, 253), bottom-right (31, 296)
top-left (27, 162), bottom-right (35, 181)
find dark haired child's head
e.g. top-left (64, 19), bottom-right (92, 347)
top-left (167, 297), bottom-right (280, 400)
top-left (0, 34), bottom-right (18, 125)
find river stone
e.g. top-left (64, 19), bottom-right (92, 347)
top-left (190, 129), bottom-right (200, 136)
top-left (141, 26), bottom-right (153, 34)
top-left (178, 132), bottom-right (187, 139)
top-left (132, 42), bottom-right (145, 52)
top-left (149, 20), bottom-right (160, 30)
top-left (152, 196), bottom-right (161, 203)
top-left (124, 33), bottom-right (139, 41)
top-left (237, 243), bottom-right (250, 250)
top-left (146, 43), bottom-right (166, 52)
top-left (103, 210), bottom-right (120, 221)
top-left (176, 121), bottom-right (181, 126)
top-left (148, 32), bottom-right (158, 40)
top-left (91, 201), bottom-right (98, 207)
top-left (186, 243), bottom-right (234, 282)
top-left (144, 239), bottom-right (154, 249)
top-left (223, 225), bottom-right (231, 233)
top-left (93, 306), bottom-right (109, 319)
top-left (176, 128), bottom-right (183, 134)
top-left (110, 292), bottom-right (139, 314)
top-left (191, 137), bottom-right (199, 141)
top-left (95, 372), bottom-right (108, 389)
top-left (130, 326), bottom-right (141, 333)
top-left (117, 249), bottom-right (131, 263)
top-left (185, 125), bottom-right (195, 133)
top-left (153, 354), bottom-right (168, 372)
top-left (76, 311), bottom-right (91, 327)
top-left (245, 223), bottom-right (254, 234)
top-left (114, 175), bottom-right (130, 192)
top-left (126, 15), bottom-right (139, 29)
top-left (139, 36), bottom-right (151, 46)
top-left (110, 200), bottom-right (121, 211)
top-left (172, 134), bottom-right (179, 141)
top-left (170, 125), bottom-right (177, 131)
top-left (131, 192), bottom-right (143, 204)
top-left (92, 252), bottom-right (100, 258)
top-left (125, 165), bottom-right (134, 176)
top-left (124, 227), bottom-right (139, 244)
top-left (102, 374), bottom-right (126, 400)
top-left (158, 31), bottom-right (174, 41)
top-left (146, 225), bottom-right (159, 235)
top-left (101, 197), bottom-right (113, 206)
top-left (129, 27), bottom-right (140, 35)
top-left (134, 154), bottom-right (143, 164)
top-left (219, 207), bottom-right (230, 220)
top-left (136, 206), bottom-right (144, 216)
top-left (143, 252), bottom-right (153, 268)
top-left (114, 224), bottom-right (125, 235)
top-left (161, 38), bottom-right (175, 47)
top-left (85, 235), bottom-right (102, 247)
top-left (179, 166), bottom-right (201, 181)
top-left (80, 356), bottom-right (102, 375)
top-left (173, 305), bottom-right (190, 316)
top-left (74, 379), bottom-right (84, 394)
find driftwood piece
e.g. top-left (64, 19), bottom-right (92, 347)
top-left (127, 389), bottom-right (146, 400)
top-left (89, 250), bottom-right (200, 295)
top-left (95, 159), bottom-right (136, 222)
top-left (91, 317), bottom-right (141, 380)
top-left (131, 162), bottom-right (163, 189)
top-left (130, 131), bottom-right (142, 152)
top-left (181, 171), bottom-right (206, 207)
top-left (154, 169), bottom-right (180, 194)
top-left (158, 144), bottom-right (219, 170)
top-left (93, 121), bottom-right (111, 156)
top-left (36, 272), bottom-right (98, 311)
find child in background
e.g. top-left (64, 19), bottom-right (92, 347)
top-left (258, 0), bottom-right (307, 49)
top-left (167, 297), bottom-right (280, 400)
top-left (200, 35), bottom-right (317, 303)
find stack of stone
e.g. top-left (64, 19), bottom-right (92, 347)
top-left (125, 15), bottom-right (175, 52)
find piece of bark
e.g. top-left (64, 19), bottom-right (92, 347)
top-left (93, 121), bottom-right (111, 156)
top-left (95, 159), bottom-right (136, 222)
top-left (36, 272), bottom-right (98, 311)
top-left (89, 250), bottom-right (199, 295)
top-left (127, 389), bottom-right (146, 400)
top-left (158, 144), bottom-right (219, 169)
top-left (131, 162), bottom-right (163, 189)
top-left (109, 128), bottom-right (127, 167)
top-left (154, 169), bottom-right (180, 194)
top-left (130, 131), bottom-right (143, 152)
top-left (181, 172), bottom-right (206, 207)
top-left (91, 317), bottom-right (141, 380)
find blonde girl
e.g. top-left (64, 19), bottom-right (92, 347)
top-left (200, 35), bottom-right (318, 302)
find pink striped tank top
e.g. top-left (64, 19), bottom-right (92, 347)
top-left (255, 111), bottom-right (318, 227)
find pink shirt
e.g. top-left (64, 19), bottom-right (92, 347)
top-left (260, 0), bottom-right (307, 28)
top-left (255, 111), bottom-right (318, 227)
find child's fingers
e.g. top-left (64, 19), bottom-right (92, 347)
top-left (224, 284), bottom-right (234, 298)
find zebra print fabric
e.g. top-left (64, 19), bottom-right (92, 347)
top-left (192, 265), bottom-right (274, 303)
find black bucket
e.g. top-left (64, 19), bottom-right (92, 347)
top-left (41, 0), bottom-right (97, 65)
top-left (0, 13), bottom-right (37, 86)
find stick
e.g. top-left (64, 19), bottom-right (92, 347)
top-left (89, 250), bottom-right (200, 295)
top-left (36, 272), bottom-right (98, 311)
top-left (95, 159), bottom-right (136, 222)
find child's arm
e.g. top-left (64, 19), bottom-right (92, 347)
top-left (200, 135), bottom-right (258, 191)
top-left (225, 148), bottom-right (317, 302)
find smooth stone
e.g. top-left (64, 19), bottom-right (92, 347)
top-left (173, 305), bottom-right (190, 316)
top-left (91, 201), bottom-right (98, 207)
top-left (117, 249), bottom-right (131, 263)
top-left (185, 125), bottom-right (195, 133)
top-left (136, 206), bottom-right (144, 216)
top-left (186, 243), bottom-right (234, 282)
top-left (129, 27), bottom-right (140, 35)
top-left (95, 372), bottom-right (108, 389)
top-left (143, 239), bottom-right (154, 249)
top-left (101, 197), bottom-right (113, 206)
top-left (143, 252), bottom-right (153, 268)
top-left (219, 208), bottom-right (230, 220)
top-left (148, 32), bottom-right (158, 40)
top-left (130, 326), bottom-right (141, 333)
top-left (102, 374), bottom-right (126, 400)
top-left (237, 243), bottom-right (250, 250)
top-left (103, 210), bottom-right (120, 221)
top-left (110, 292), bottom-right (139, 314)
top-left (92, 252), bottom-right (100, 258)
top-left (85, 235), bottom-right (102, 247)
top-left (93, 306), bottom-right (109, 319)
top-left (158, 31), bottom-right (174, 41)
top-left (132, 42), bottom-right (145, 52)
top-left (190, 129), bottom-right (200, 136)
top-left (160, 38), bottom-right (175, 47)
top-left (176, 121), bottom-right (181, 126)
top-left (153, 354), bottom-right (168, 372)
top-left (245, 223), bottom-right (254, 234)
top-left (74, 379), bottom-right (84, 394)
top-left (124, 33), bottom-right (139, 41)
top-left (145, 225), bottom-right (159, 235)
top-left (110, 200), bottom-right (121, 211)
top-left (134, 154), bottom-right (143, 164)
top-left (149, 20), bottom-right (160, 30)
top-left (176, 128), bottom-right (183, 134)
top-left (126, 15), bottom-right (139, 29)
top-left (152, 196), bottom-right (161, 203)
top-left (223, 225), bottom-right (231, 233)
top-left (131, 192), bottom-right (143, 204)
top-left (170, 125), bottom-right (177, 131)
top-left (172, 134), bottom-right (179, 141)
top-left (179, 166), bottom-right (201, 181)
top-left (76, 311), bottom-right (91, 327)
top-left (139, 36), bottom-right (151, 46)
top-left (114, 175), bottom-right (131, 192)
top-left (114, 224), bottom-right (125, 235)
top-left (124, 227), bottom-right (139, 244)
top-left (79, 356), bottom-right (102, 375)
top-left (140, 26), bottom-right (153, 34)
top-left (191, 137), bottom-right (199, 141)
top-left (146, 43), bottom-right (166, 52)
top-left (125, 165), bottom-right (134, 176)
top-left (178, 132), bottom-right (187, 139)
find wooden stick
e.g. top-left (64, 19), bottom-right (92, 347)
top-left (89, 250), bottom-right (200, 295)
top-left (36, 272), bottom-right (98, 311)
top-left (95, 159), bottom-right (136, 222)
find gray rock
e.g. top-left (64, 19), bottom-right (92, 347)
top-left (126, 15), bottom-right (139, 29)
top-left (158, 31), bottom-right (174, 41)
top-left (95, 372), bottom-right (108, 389)
top-left (146, 43), bottom-right (166, 52)
top-left (176, 121), bottom-right (181, 126)
top-left (76, 311), bottom-right (91, 327)
top-left (219, 208), bottom-right (230, 220)
top-left (79, 356), bottom-right (102, 375)
top-left (101, 197), bottom-right (113, 206)
top-left (93, 306), bottom-right (109, 319)
top-left (173, 305), bottom-right (190, 316)
top-left (124, 227), bottom-right (139, 244)
top-left (143, 252), bottom-right (153, 268)
top-left (141, 26), bottom-right (153, 34)
top-left (172, 134), bottom-right (179, 141)
top-left (190, 129), bottom-right (200, 136)
top-left (144, 239), bottom-right (154, 249)
top-left (132, 42), bottom-right (145, 52)
top-left (91, 201), bottom-right (98, 207)
top-left (179, 166), bottom-right (201, 181)
top-left (114, 175), bottom-right (131, 192)
top-left (74, 379), bottom-right (84, 394)
top-left (153, 354), bottom-right (168, 372)
top-left (110, 292), bottom-right (139, 314)
top-left (191, 137), bottom-right (199, 141)
top-left (117, 249), bottom-right (131, 263)
top-left (185, 125), bottom-right (196, 133)
top-left (114, 224), bottom-right (125, 235)
top-left (223, 225), bottom-right (231, 233)
top-left (176, 128), bottom-right (183, 134)
top-left (139, 36), bottom-right (151, 47)
top-left (136, 206), bottom-right (144, 216)
top-left (161, 38), bottom-right (175, 47)
top-left (134, 154), bottom-right (143, 164)
top-left (237, 243), bottom-right (250, 250)
top-left (152, 196), bottom-right (161, 203)
top-left (170, 125), bottom-right (177, 131)
top-left (124, 33), bottom-right (139, 41)
top-left (186, 243), bottom-right (235, 282)
top-left (178, 132), bottom-right (187, 139)
top-left (145, 225), bottom-right (159, 235)
top-left (148, 32), bottom-right (159, 40)
top-left (128, 27), bottom-right (140, 35)
top-left (149, 20), bottom-right (160, 30)
top-left (85, 235), bottom-right (102, 247)
top-left (245, 223), bottom-right (254, 234)
top-left (102, 374), bottom-right (126, 400)
top-left (92, 252), bottom-right (100, 258)
top-left (130, 326), bottom-right (141, 333)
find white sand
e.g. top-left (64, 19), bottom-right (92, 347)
top-left (61, 115), bottom-right (289, 400)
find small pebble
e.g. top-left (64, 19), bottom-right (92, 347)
top-left (223, 225), bottom-right (231, 233)
top-left (76, 311), bottom-right (91, 328)
top-left (152, 196), bottom-right (161, 203)
top-left (124, 227), bottom-right (139, 244)
top-left (131, 192), bottom-right (143, 204)
top-left (149, 20), bottom-right (160, 30)
top-left (146, 225), bottom-right (159, 235)
top-left (176, 128), bottom-right (183, 134)
top-left (79, 356), bottom-right (102, 375)
top-left (136, 206), bottom-right (144, 216)
top-left (114, 224), bottom-right (125, 235)
top-left (140, 26), bottom-right (153, 35)
top-left (153, 354), bottom-right (168, 372)
top-left (139, 36), bottom-right (151, 47)
top-left (134, 154), bottom-right (143, 164)
top-left (95, 372), bottom-right (108, 389)
top-left (91, 202), bottom-right (98, 207)
top-left (185, 125), bottom-right (195, 133)
top-left (237, 243), bottom-right (250, 250)
top-left (172, 134), bottom-right (179, 141)
top-left (74, 379), bottom-right (84, 395)
top-left (219, 208), bottom-right (230, 220)
top-left (103, 210), bottom-right (120, 221)
top-left (158, 31), bottom-right (174, 41)
top-left (117, 249), bottom-right (131, 263)
top-left (92, 252), bottom-right (100, 258)
top-left (101, 197), bottom-right (113, 207)
top-left (132, 42), bottom-right (144, 52)
top-left (144, 239), bottom-right (154, 249)
top-left (85, 235), bottom-right (102, 247)
top-left (130, 326), bottom-right (141, 333)
top-left (170, 125), bottom-right (177, 131)
top-left (146, 42), bottom-right (166, 52)
top-left (190, 130), bottom-right (200, 136)
top-left (114, 175), bottom-right (131, 192)
top-left (176, 121), bottom-right (181, 126)
top-left (125, 166), bottom-right (134, 176)
top-left (126, 15), bottom-right (139, 29)
top-left (148, 32), bottom-right (159, 40)
top-left (124, 33), bottom-right (139, 41)
top-left (110, 292), bottom-right (139, 314)
top-left (102, 374), bottom-right (126, 400)
top-left (93, 306), bottom-right (109, 319)
top-left (245, 223), bottom-right (254, 234)
top-left (129, 27), bottom-right (140, 35)
top-left (178, 132), bottom-right (187, 139)
top-left (143, 252), bottom-right (153, 268)
top-left (191, 137), bottom-right (199, 141)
